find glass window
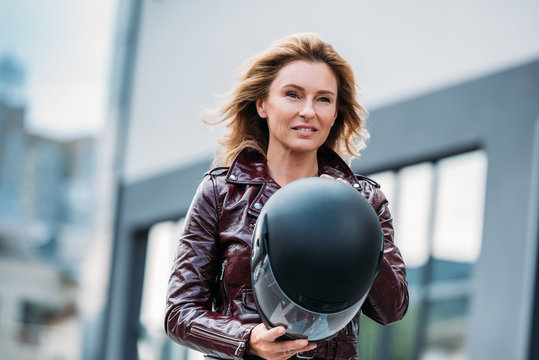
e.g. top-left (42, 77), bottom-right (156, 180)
top-left (358, 150), bottom-right (487, 360)
top-left (394, 163), bottom-right (434, 268)
top-left (137, 218), bottom-right (187, 360)
top-left (423, 151), bottom-right (487, 359)
top-left (432, 151), bottom-right (487, 263)
top-left (135, 218), bottom-right (206, 360)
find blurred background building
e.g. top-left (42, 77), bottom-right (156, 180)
top-left (1, 0), bottom-right (539, 360)
top-left (0, 58), bottom-right (96, 359)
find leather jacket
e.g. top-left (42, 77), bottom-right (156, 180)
top-left (165, 147), bottom-right (409, 360)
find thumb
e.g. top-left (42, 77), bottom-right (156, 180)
top-left (266, 326), bottom-right (287, 341)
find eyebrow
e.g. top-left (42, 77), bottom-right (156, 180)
top-left (282, 84), bottom-right (336, 96)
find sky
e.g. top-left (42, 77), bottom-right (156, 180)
top-left (0, 0), bottom-right (116, 140)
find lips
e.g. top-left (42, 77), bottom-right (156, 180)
top-left (292, 124), bottom-right (317, 131)
top-left (291, 125), bottom-right (318, 137)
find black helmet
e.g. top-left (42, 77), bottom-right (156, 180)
top-left (251, 177), bottom-right (384, 341)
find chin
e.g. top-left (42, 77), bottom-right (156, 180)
top-left (293, 140), bottom-right (326, 152)
top-left (288, 145), bottom-right (323, 154)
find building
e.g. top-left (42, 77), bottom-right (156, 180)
top-left (99, 1), bottom-right (539, 359)
top-left (0, 99), bottom-right (96, 360)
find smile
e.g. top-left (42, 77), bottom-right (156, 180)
top-left (292, 127), bottom-right (317, 132)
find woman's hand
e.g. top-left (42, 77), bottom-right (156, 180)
top-left (248, 324), bottom-right (317, 360)
top-left (320, 173), bottom-right (348, 184)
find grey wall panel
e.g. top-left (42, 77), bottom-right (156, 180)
top-left (353, 59), bottom-right (539, 173)
top-left (528, 119), bottom-right (539, 360)
top-left (104, 159), bottom-right (212, 360)
top-left (105, 59), bottom-right (539, 359)
top-left (121, 0), bottom-right (539, 184)
top-left (122, 160), bottom-right (213, 230)
top-left (352, 60), bottom-right (539, 360)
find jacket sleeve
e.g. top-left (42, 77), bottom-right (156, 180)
top-left (164, 175), bottom-right (256, 359)
top-left (361, 183), bottom-right (409, 324)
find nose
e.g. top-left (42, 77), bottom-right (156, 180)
top-left (299, 100), bottom-right (315, 119)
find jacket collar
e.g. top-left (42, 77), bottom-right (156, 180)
top-left (225, 147), bottom-right (358, 185)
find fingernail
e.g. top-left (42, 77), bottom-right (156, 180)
top-left (298, 340), bottom-right (308, 347)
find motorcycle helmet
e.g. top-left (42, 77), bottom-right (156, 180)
top-left (251, 177), bottom-right (384, 341)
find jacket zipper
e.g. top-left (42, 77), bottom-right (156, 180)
top-left (219, 260), bottom-right (227, 281)
top-left (219, 260), bottom-right (229, 313)
top-left (191, 324), bottom-right (246, 356)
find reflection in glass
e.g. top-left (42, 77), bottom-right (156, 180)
top-left (433, 151), bottom-right (487, 263)
top-left (422, 150), bottom-right (487, 359)
top-left (395, 163), bottom-right (434, 268)
top-left (137, 218), bottom-right (186, 360)
top-left (359, 150), bottom-right (487, 360)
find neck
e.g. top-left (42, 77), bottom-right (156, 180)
top-left (266, 149), bottom-right (319, 187)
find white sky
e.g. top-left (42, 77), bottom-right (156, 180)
top-left (0, 0), bottom-right (116, 140)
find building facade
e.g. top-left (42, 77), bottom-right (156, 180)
top-left (0, 100), bottom-right (96, 360)
top-left (100, 1), bottom-right (539, 359)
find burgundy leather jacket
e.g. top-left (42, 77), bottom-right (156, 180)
top-left (165, 147), bottom-right (408, 360)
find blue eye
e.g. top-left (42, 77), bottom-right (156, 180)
top-left (318, 96), bottom-right (331, 103)
top-left (286, 92), bottom-right (299, 99)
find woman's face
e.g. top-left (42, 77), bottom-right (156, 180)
top-left (256, 60), bottom-right (338, 157)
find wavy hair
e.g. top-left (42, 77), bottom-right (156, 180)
top-left (205, 32), bottom-right (369, 166)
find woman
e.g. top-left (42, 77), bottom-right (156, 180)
top-left (165, 33), bottom-right (408, 360)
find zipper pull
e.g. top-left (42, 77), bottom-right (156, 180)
top-left (234, 341), bottom-right (245, 356)
top-left (219, 261), bottom-right (226, 281)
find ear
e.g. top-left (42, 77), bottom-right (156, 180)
top-left (256, 98), bottom-right (267, 119)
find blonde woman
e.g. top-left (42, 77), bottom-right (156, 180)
top-left (165, 33), bottom-right (408, 360)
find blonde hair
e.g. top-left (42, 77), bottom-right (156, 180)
top-left (205, 32), bottom-right (369, 166)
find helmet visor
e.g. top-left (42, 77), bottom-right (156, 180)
top-left (252, 255), bottom-right (366, 341)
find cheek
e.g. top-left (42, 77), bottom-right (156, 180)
top-left (267, 102), bottom-right (296, 123)
top-left (267, 117), bottom-right (287, 135)
top-left (322, 109), bottom-right (338, 128)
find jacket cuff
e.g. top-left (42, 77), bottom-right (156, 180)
top-left (237, 323), bottom-right (258, 359)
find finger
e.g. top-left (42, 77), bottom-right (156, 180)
top-left (280, 339), bottom-right (309, 357)
top-left (282, 347), bottom-right (297, 360)
top-left (280, 344), bottom-right (316, 360)
top-left (292, 339), bottom-right (309, 350)
top-left (283, 348), bottom-right (291, 359)
top-left (266, 326), bottom-right (287, 341)
top-left (285, 343), bottom-right (317, 356)
top-left (298, 342), bottom-right (318, 353)
top-left (321, 173), bottom-right (348, 184)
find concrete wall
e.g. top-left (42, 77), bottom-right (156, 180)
top-left (105, 57), bottom-right (539, 360)
top-left (119, 0), bottom-right (539, 184)
top-left (352, 60), bottom-right (539, 360)
top-left (102, 1), bottom-right (539, 359)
